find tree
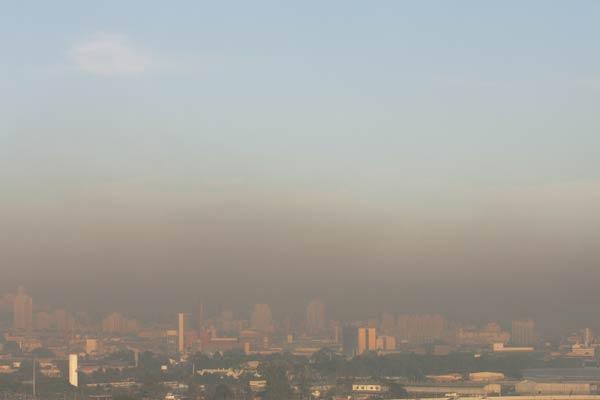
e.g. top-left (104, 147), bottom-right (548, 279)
top-left (297, 364), bottom-right (313, 400)
top-left (31, 347), bottom-right (55, 358)
top-left (260, 362), bottom-right (292, 400)
top-left (213, 383), bottom-right (234, 400)
top-left (390, 383), bottom-right (408, 397)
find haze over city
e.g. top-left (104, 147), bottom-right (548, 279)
top-left (2, 2), bottom-right (600, 400)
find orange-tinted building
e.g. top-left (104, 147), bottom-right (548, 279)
top-left (358, 327), bottom-right (377, 354)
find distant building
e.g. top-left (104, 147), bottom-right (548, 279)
top-left (492, 342), bottom-right (534, 353)
top-left (376, 335), bottom-right (397, 351)
top-left (102, 312), bottom-right (125, 333)
top-left (330, 320), bottom-right (342, 343)
top-left (249, 380), bottom-right (267, 393)
top-left (100, 312), bottom-right (137, 334)
top-left (69, 354), bottom-right (78, 387)
top-left (583, 328), bottom-right (594, 346)
top-left (250, 304), bottom-right (272, 332)
top-left (358, 327), bottom-right (377, 354)
top-left (432, 344), bottom-right (454, 355)
top-left (88, 395), bottom-right (113, 400)
top-left (457, 322), bottom-right (510, 346)
top-left (404, 383), bottom-right (501, 396)
top-left (306, 298), bottom-right (326, 336)
top-left (13, 286), bottom-right (33, 332)
top-left (195, 303), bottom-right (204, 331)
top-left (469, 372), bottom-right (505, 381)
top-left (178, 313), bottom-right (186, 353)
top-left (512, 319), bottom-right (535, 346)
top-left (35, 311), bottom-right (52, 331)
top-left (516, 380), bottom-right (596, 395)
top-left (568, 343), bottom-right (595, 358)
top-left (397, 314), bottom-right (445, 344)
top-left (426, 373), bottom-right (463, 382)
top-left (85, 339), bottom-right (100, 355)
top-left (53, 309), bottom-right (75, 333)
top-left (380, 312), bottom-right (396, 335)
top-left (342, 325), bottom-right (358, 356)
top-left (352, 384), bottom-right (389, 394)
top-left (216, 310), bottom-right (236, 332)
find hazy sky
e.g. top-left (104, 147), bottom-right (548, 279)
top-left (2, 2), bottom-right (600, 329)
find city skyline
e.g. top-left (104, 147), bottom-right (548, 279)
top-left (0, 285), bottom-right (590, 340)
top-left (2, 2), bottom-right (600, 399)
top-left (2, 284), bottom-right (600, 400)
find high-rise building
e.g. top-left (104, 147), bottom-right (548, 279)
top-left (376, 335), bottom-right (397, 351)
top-left (35, 312), bottom-right (52, 331)
top-left (380, 312), bottom-right (396, 335)
top-left (0, 294), bottom-right (15, 314)
top-left (457, 322), bottom-right (510, 346)
top-left (358, 327), bottom-right (366, 355)
top-left (178, 313), bottom-right (186, 353)
top-left (306, 298), bottom-right (326, 336)
top-left (342, 325), bottom-right (359, 357)
top-left (330, 320), bottom-right (342, 343)
top-left (195, 303), bottom-right (204, 331)
top-left (397, 314), bottom-right (446, 344)
top-left (124, 318), bottom-right (140, 333)
top-left (358, 327), bottom-right (377, 355)
top-left (53, 309), bottom-right (75, 333)
top-left (511, 319), bottom-right (535, 346)
top-left (13, 286), bottom-right (33, 332)
top-left (100, 312), bottom-right (138, 334)
top-left (217, 310), bottom-right (236, 332)
top-left (68, 354), bottom-right (78, 387)
top-left (583, 328), bottom-right (594, 346)
top-left (102, 312), bottom-right (125, 333)
top-left (250, 304), bottom-right (272, 332)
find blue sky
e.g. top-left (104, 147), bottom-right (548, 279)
top-left (2, 1), bottom-right (600, 215)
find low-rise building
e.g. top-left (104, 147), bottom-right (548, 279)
top-left (352, 383), bottom-right (390, 394)
top-left (469, 372), bottom-right (505, 382)
top-left (493, 342), bottom-right (535, 353)
top-left (249, 380), bottom-right (267, 392)
top-left (567, 344), bottom-right (596, 358)
top-left (426, 374), bottom-right (463, 382)
top-left (516, 380), bottom-right (597, 395)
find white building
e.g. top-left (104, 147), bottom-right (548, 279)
top-left (493, 342), bottom-right (534, 353)
top-left (352, 384), bottom-right (389, 394)
top-left (69, 354), bottom-right (78, 387)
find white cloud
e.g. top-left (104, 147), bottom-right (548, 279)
top-left (69, 33), bottom-right (155, 78)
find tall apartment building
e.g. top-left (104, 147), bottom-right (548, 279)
top-left (250, 304), bottom-right (273, 332)
top-left (511, 319), bottom-right (536, 346)
top-left (13, 286), bottom-right (33, 332)
top-left (69, 354), bottom-right (78, 387)
top-left (358, 327), bottom-right (377, 354)
top-left (306, 298), bottom-right (326, 336)
top-left (195, 303), bottom-right (204, 331)
top-left (343, 325), bottom-right (359, 356)
top-left (397, 314), bottom-right (445, 344)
